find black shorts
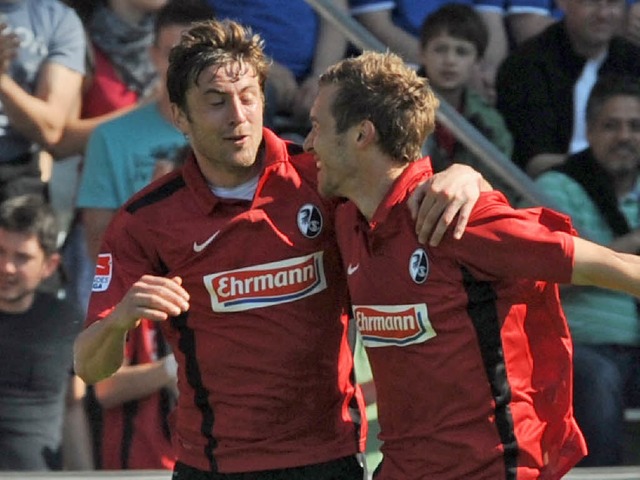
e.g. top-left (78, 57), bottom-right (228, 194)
top-left (172, 456), bottom-right (363, 480)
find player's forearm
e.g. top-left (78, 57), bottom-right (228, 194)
top-left (74, 315), bottom-right (137, 385)
top-left (571, 236), bottom-right (640, 297)
top-left (94, 358), bottom-right (176, 409)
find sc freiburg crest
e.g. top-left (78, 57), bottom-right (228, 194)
top-left (297, 203), bottom-right (323, 238)
top-left (409, 248), bottom-right (429, 284)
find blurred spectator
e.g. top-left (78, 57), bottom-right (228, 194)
top-left (51, 2), bottom-right (170, 467)
top-left (206, 0), bottom-right (349, 133)
top-left (151, 143), bottom-right (190, 181)
top-left (496, 0), bottom-right (640, 177)
top-left (0, 0), bottom-right (85, 201)
top-left (77, 1), bottom-right (211, 261)
top-left (626, 1), bottom-right (640, 45)
top-left (53, 0), bottom-right (172, 316)
top-left (56, 0), bottom-right (170, 158)
top-left (418, 4), bottom-right (517, 203)
top-left (532, 75), bottom-right (640, 466)
top-left (507, 0), bottom-right (640, 44)
top-left (504, 0), bottom-right (557, 44)
top-left (349, 0), bottom-right (511, 103)
top-left (76, 2), bottom-right (214, 470)
top-left (0, 195), bottom-right (86, 470)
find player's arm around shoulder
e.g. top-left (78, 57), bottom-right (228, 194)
top-left (408, 163), bottom-right (491, 246)
top-left (74, 275), bottom-right (190, 385)
top-left (571, 236), bottom-right (640, 298)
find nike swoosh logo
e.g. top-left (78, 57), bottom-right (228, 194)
top-left (193, 230), bottom-right (220, 253)
top-left (347, 263), bottom-right (359, 275)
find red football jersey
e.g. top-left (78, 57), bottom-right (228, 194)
top-left (86, 129), bottom-right (365, 473)
top-left (336, 158), bottom-right (587, 480)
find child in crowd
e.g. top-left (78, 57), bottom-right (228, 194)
top-left (419, 4), bottom-right (517, 203)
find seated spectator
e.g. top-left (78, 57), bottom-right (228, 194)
top-left (53, 3), bottom-right (173, 465)
top-left (536, 0), bottom-right (640, 47)
top-left (0, 0), bottom-right (85, 201)
top-left (76, 2), bottom-right (215, 470)
top-left (53, 0), bottom-right (172, 330)
top-left (418, 4), bottom-right (517, 203)
top-left (505, 0), bottom-right (556, 44)
top-left (531, 74), bottom-right (640, 466)
top-left (56, 0), bottom-right (172, 158)
top-left (0, 195), bottom-right (85, 470)
top-left (76, 1), bottom-right (213, 263)
top-left (205, 0), bottom-right (349, 134)
top-left (626, 1), bottom-right (640, 45)
top-left (496, 0), bottom-right (640, 177)
top-left (506, 0), bottom-right (639, 46)
top-left (349, 0), bottom-right (515, 103)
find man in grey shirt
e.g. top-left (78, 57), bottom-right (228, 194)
top-left (0, 0), bottom-right (85, 200)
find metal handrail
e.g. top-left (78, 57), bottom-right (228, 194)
top-left (304, 0), bottom-right (556, 207)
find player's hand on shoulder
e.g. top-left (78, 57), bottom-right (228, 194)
top-left (408, 163), bottom-right (491, 246)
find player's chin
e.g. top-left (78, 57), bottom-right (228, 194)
top-left (318, 180), bottom-right (337, 199)
top-left (236, 156), bottom-right (260, 170)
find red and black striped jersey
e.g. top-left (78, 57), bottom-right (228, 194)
top-left (336, 158), bottom-right (587, 480)
top-left (86, 128), bottom-right (365, 473)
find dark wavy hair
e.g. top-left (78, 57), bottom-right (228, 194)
top-left (586, 74), bottom-right (640, 126)
top-left (0, 195), bottom-right (58, 256)
top-left (167, 18), bottom-right (269, 115)
top-left (419, 4), bottom-right (489, 59)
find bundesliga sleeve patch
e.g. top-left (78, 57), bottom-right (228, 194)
top-left (353, 304), bottom-right (436, 348)
top-left (92, 253), bottom-right (113, 292)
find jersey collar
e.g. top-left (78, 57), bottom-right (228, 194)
top-left (181, 128), bottom-right (290, 215)
top-left (369, 157), bottom-right (433, 227)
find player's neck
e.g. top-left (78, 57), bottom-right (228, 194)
top-left (351, 162), bottom-right (407, 221)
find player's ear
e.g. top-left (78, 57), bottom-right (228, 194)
top-left (171, 103), bottom-right (189, 135)
top-left (356, 120), bottom-right (376, 146)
